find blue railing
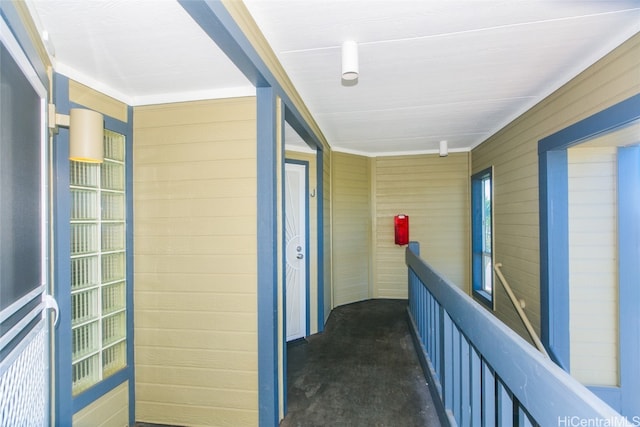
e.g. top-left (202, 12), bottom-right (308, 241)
top-left (406, 242), bottom-right (624, 427)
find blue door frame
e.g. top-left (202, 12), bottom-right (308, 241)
top-left (538, 93), bottom-right (640, 415)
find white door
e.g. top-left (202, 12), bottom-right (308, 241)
top-left (285, 162), bottom-right (307, 341)
top-left (0, 17), bottom-right (53, 426)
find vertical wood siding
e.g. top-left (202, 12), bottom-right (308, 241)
top-left (72, 382), bottom-right (129, 427)
top-left (285, 150), bottom-right (318, 333)
top-left (471, 33), bottom-right (639, 342)
top-left (134, 98), bottom-right (258, 426)
top-left (374, 153), bottom-right (470, 298)
top-left (568, 146), bottom-right (618, 386)
top-left (331, 152), bottom-right (371, 306)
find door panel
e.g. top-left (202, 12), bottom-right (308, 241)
top-left (285, 163), bottom-right (307, 341)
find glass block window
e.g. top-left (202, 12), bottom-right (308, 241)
top-left (70, 130), bottom-right (127, 395)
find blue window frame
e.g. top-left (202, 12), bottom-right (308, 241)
top-left (53, 73), bottom-right (135, 426)
top-left (471, 167), bottom-right (494, 308)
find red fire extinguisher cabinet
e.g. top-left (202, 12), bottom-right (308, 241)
top-left (394, 215), bottom-right (409, 246)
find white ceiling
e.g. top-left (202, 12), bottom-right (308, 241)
top-left (27, 0), bottom-right (640, 156)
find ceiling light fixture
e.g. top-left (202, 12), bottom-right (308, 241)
top-left (341, 40), bottom-right (359, 81)
top-left (439, 140), bottom-right (448, 157)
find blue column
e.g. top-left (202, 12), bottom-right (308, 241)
top-left (256, 86), bottom-right (280, 426)
top-left (617, 145), bottom-right (640, 416)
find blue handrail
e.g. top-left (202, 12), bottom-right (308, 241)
top-left (406, 242), bottom-right (625, 427)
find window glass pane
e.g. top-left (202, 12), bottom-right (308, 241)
top-left (102, 342), bottom-right (126, 378)
top-left (101, 223), bottom-right (125, 252)
top-left (101, 161), bottom-right (124, 191)
top-left (102, 282), bottom-right (125, 314)
top-left (102, 312), bottom-right (125, 346)
top-left (483, 254), bottom-right (493, 293)
top-left (482, 176), bottom-right (492, 253)
top-left (70, 161), bottom-right (99, 188)
top-left (71, 289), bottom-right (99, 326)
top-left (101, 192), bottom-right (124, 220)
top-left (102, 252), bottom-right (125, 283)
top-left (104, 130), bottom-right (124, 162)
top-left (71, 256), bottom-right (99, 290)
top-left (71, 223), bottom-right (98, 255)
top-left (72, 322), bottom-right (99, 360)
top-left (72, 354), bottom-right (100, 394)
top-left (71, 189), bottom-right (98, 220)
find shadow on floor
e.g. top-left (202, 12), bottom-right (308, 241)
top-left (281, 299), bottom-right (441, 427)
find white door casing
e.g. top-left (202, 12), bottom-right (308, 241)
top-left (285, 162), bottom-right (307, 341)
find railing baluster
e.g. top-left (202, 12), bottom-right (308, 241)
top-left (497, 380), bottom-right (514, 427)
top-left (461, 335), bottom-right (471, 427)
top-left (443, 311), bottom-right (454, 413)
top-left (518, 406), bottom-right (535, 427)
top-left (482, 361), bottom-right (495, 427)
top-left (470, 347), bottom-right (482, 427)
top-left (421, 283), bottom-right (427, 348)
top-left (453, 326), bottom-right (462, 425)
top-left (437, 302), bottom-right (443, 386)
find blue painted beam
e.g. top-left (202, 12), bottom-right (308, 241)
top-left (178, 0), bottom-right (325, 152)
top-left (177, 0), bottom-right (267, 88)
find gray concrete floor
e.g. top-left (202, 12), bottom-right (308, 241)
top-left (281, 299), bottom-right (441, 427)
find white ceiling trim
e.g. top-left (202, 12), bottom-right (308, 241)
top-left (332, 146), bottom-right (471, 158)
top-left (131, 86), bottom-right (257, 107)
top-left (55, 61), bottom-right (256, 107)
top-left (54, 61), bottom-right (133, 105)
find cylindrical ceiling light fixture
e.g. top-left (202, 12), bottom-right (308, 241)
top-left (69, 108), bottom-right (104, 163)
top-left (342, 40), bottom-right (359, 81)
top-left (439, 140), bottom-right (448, 157)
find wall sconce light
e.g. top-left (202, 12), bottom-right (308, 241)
top-left (439, 140), bottom-right (448, 157)
top-left (49, 105), bottom-right (104, 163)
top-left (342, 40), bottom-right (359, 81)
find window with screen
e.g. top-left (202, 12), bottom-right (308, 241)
top-left (70, 130), bottom-right (127, 394)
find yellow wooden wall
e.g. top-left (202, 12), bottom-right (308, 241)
top-left (568, 146), bottom-right (618, 386)
top-left (331, 152), bottom-right (372, 306)
top-left (373, 153), bottom-right (471, 297)
top-left (330, 151), bottom-right (470, 305)
top-left (72, 382), bottom-right (129, 427)
top-left (471, 33), bottom-right (640, 342)
top-left (133, 97), bottom-right (259, 426)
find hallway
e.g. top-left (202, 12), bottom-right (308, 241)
top-left (281, 299), bottom-right (441, 427)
